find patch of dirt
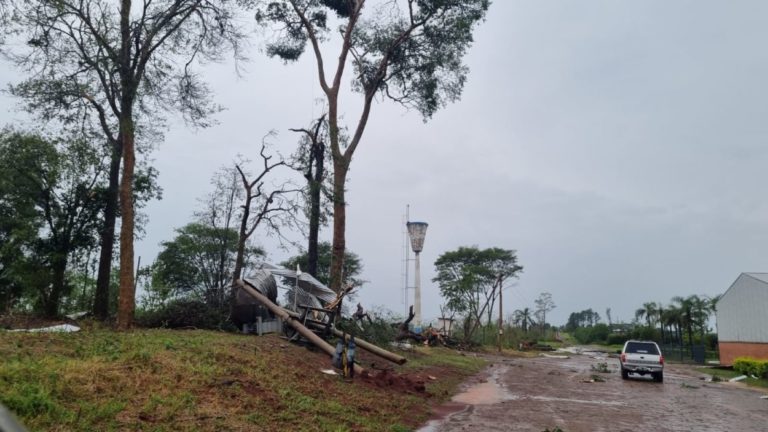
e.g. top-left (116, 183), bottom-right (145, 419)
top-left (359, 368), bottom-right (427, 394)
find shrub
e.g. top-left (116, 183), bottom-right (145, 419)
top-left (136, 298), bottom-right (235, 331)
top-left (703, 333), bottom-right (718, 351)
top-left (733, 357), bottom-right (768, 379)
top-left (630, 326), bottom-right (659, 341)
top-left (606, 333), bottom-right (628, 345)
top-left (572, 324), bottom-right (611, 344)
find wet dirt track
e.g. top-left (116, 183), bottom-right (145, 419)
top-left (419, 351), bottom-right (768, 432)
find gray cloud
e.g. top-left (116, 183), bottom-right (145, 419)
top-left (2, 1), bottom-right (767, 325)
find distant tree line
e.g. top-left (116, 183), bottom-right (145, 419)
top-left (565, 294), bottom-right (721, 350)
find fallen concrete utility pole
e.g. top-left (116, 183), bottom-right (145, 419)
top-left (235, 279), bottom-right (365, 375)
top-left (0, 403), bottom-right (29, 432)
top-left (283, 309), bottom-right (407, 365)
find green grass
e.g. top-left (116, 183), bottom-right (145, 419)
top-left (0, 329), bottom-right (484, 431)
top-left (404, 347), bottom-right (486, 371)
top-left (695, 367), bottom-right (768, 389)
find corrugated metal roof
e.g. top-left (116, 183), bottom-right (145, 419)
top-left (744, 273), bottom-right (768, 285)
top-left (261, 263), bottom-right (337, 303)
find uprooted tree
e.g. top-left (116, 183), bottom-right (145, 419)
top-left (6, 0), bottom-right (246, 328)
top-left (254, 0), bottom-right (490, 293)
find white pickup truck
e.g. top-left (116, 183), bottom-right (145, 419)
top-left (619, 340), bottom-right (664, 382)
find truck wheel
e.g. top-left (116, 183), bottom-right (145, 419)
top-left (621, 368), bottom-right (629, 380)
top-left (653, 372), bottom-right (664, 383)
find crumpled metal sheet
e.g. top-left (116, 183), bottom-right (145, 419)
top-left (258, 263), bottom-right (336, 304)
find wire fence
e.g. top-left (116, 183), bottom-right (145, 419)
top-left (659, 344), bottom-right (715, 364)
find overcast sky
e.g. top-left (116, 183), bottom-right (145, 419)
top-left (3, 1), bottom-right (768, 325)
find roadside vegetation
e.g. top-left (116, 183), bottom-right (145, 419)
top-left (562, 294), bottom-right (721, 363)
top-left (695, 366), bottom-right (768, 390)
top-left (0, 327), bottom-right (485, 432)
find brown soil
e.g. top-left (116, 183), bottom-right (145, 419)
top-left (420, 351), bottom-right (768, 432)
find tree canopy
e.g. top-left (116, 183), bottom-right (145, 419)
top-left (565, 308), bottom-right (601, 332)
top-left (5, 0), bottom-right (247, 328)
top-left (255, 0), bottom-right (490, 293)
top-left (433, 246), bottom-right (522, 335)
top-left (0, 129), bottom-right (104, 316)
top-left (149, 223), bottom-right (264, 308)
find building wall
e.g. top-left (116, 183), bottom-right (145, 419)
top-left (719, 341), bottom-right (768, 366)
top-left (716, 274), bottom-right (768, 344)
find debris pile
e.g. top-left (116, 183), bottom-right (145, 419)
top-left (233, 276), bottom-right (408, 378)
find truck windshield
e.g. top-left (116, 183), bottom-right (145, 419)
top-left (625, 342), bottom-right (659, 355)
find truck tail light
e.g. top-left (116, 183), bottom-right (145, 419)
top-left (620, 353), bottom-right (626, 363)
top-left (659, 355), bottom-right (664, 365)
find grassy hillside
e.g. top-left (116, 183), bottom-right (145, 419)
top-left (0, 327), bottom-right (485, 431)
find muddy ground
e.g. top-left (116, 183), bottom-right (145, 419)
top-left (419, 349), bottom-right (768, 432)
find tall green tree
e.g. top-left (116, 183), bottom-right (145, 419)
top-left (661, 304), bottom-right (682, 344)
top-left (635, 301), bottom-right (658, 328)
top-left (433, 246), bottom-right (522, 340)
top-left (0, 129), bottom-right (104, 317)
top-left (150, 223), bottom-right (264, 308)
top-left (513, 307), bottom-right (534, 333)
top-left (7, 0), bottom-right (246, 328)
top-left (565, 308), bottom-right (601, 332)
top-left (255, 0), bottom-right (490, 293)
top-left (687, 294), bottom-right (711, 341)
top-left (0, 132), bottom-right (41, 311)
top-left (671, 295), bottom-right (708, 348)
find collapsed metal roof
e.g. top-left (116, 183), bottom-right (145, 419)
top-left (257, 263), bottom-right (337, 304)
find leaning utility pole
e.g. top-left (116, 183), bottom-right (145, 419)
top-left (497, 274), bottom-right (504, 353)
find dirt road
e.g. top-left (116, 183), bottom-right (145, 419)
top-left (419, 350), bottom-right (768, 432)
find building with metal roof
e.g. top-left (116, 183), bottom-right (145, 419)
top-left (717, 273), bottom-right (768, 365)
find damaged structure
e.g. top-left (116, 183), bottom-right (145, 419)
top-left (231, 265), bottom-right (407, 374)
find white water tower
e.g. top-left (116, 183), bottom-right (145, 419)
top-left (406, 221), bottom-right (428, 326)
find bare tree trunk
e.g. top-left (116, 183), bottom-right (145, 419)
top-left (468, 282), bottom-right (498, 341)
top-left (93, 141), bottom-right (121, 320)
top-left (215, 172), bottom-right (237, 306)
top-left (116, 119), bottom-right (136, 330)
top-left (45, 253), bottom-right (68, 318)
top-left (329, 160), bottom-right (347, 293)
top-left (233, 191), bottom-right (251, 281)
top-left (306, 139), bottom-right (324, 277)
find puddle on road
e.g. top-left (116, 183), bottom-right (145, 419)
top-left (452, 366), bottom-right (516, 405)
top-left (416, 366), bottom-right (513, 432)
top-left (417, 362), bottom-right (628, 431)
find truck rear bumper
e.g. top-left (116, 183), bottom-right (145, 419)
top-left (622, 364), bottom-right (663, 373)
